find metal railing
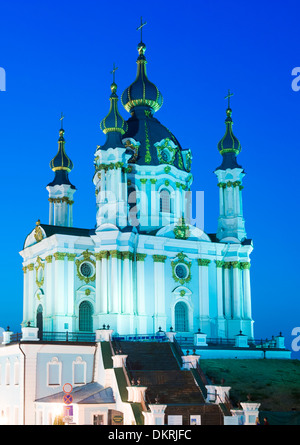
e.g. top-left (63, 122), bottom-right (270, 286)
top-left (41, 331), bottom-right (96, 343)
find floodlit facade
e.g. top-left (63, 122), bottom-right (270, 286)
top-left (0, 35), bottom-right (290, 426)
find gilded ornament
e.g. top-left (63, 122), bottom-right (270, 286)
top-left (171, 252), bottom-right (192, 285)
top-left (173, 217), bottom-right (190, 240)
top-left (197, 259), bottom-right (211, 267)
top-left (152, 255), bottom-right (167, 263)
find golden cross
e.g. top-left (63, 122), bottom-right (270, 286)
top-left (60, 112), bottom-right (65, 129)
top-left (225, 89), bottom-right (234, 109)
top-left (137, 16), bottom-right (147, 42)
top-left (111, 63), bottom-right (118, 83)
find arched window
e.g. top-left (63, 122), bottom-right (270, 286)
top-left (175, 302), bottom-right (189, 332)
top-left (36, 305), bottom-right (43, 340)
top-left (79, 301), bottom-right (93, 332)
top-left (160, 189), bottom-right (171, 213)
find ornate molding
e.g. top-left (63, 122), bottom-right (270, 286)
top-left (45, 255), bottom-right (53, 264)
top-left (171, 252), bottom-right (191, 285)
top-left (75, 250), bottom-right (96, 284)
top-left (173, 217), bottom-right (190, 240)
top-left (197, 259), bottom-right (211, 267)
top-left (153, 255), bottom-right (167, 263)
top-left (215, 260), bottom-right (224, 268)
top-left (35, 257), bottom-right (45, 288)
top-left (136, 253), bottom-right (147, 262)
top-left (122, 251), bottom-right (134, 261)
top-left (240, 262), bottom-right (251, 270)
top-left (54, 252), bottom-right (67, 261)
top-left (66, 253), bottom-right (77, 262)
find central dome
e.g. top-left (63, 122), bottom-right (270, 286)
top-left (121, 42), bottom-right (187, 171)
top-left (121, 42), bottom-right (163, 113)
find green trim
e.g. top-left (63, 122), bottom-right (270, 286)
top-left (197, 259), bottom-right (211, 267)
top-left (171, 252), bottom-right (192, 285)
top-left (153, 255), bottom-right (167, 263)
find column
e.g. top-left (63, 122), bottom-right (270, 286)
top-left (198, 259), bottom-right (210, 333)
top-left (45, 255), bottom-right (54, 330)
top-left (49, 199), bottom-right (54, 225)
top-left (218, 183), bottom-right (225, 216)
top-left (110, 251), bottom-right (120, 313)
top-left (215, 261), bottom-right (224, 318)
top-left (27, 263), bottom-right (35, 324)
top-left (53, 253), bottom-right (66, 330)
top-left (95, 253), bottom-right (102, 315)
top-left (68, 201), bottom-right (74, 227)
top-left (122, 252), bottom-right (133, 314)
top-left (241, 262), bottom-right (252, 319)
top-left (136, 254), bottom-right (147, 315)
top-left (153, 255), bottom-right (167, 331)
top-left (139, 179), bottom-right (148, 227)
top-left (175, 183), bottom-right (182, 220)
top-left (66, 254), bottom-right (76, 322)
top-left (101, 251), bottom-right (109, 314)
top-left (150, 179), bottom-right (158, 226)
top-left (22, 266), bottom-right (29, 324)
top-left (231, 261), bottom-right (241, 319)
top-left (223, 262), bottom-right (232, 319)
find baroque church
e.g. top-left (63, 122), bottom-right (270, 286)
top-left (0, 26), bottom-right (291, 427)
top-left (21, 37), bottom-right (253, 343)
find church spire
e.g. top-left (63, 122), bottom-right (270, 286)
top-left (49, 114), bottom-right (75, 183)
top-left (47, 115), bottom-right (76, 227)
top-left (99, 68), bottom-right (128, 150)
top-left (216, 90), bottom-right (242, 171)
top-left (121, 19), bottom-right (163, 114)
top-left (215, 92), bottom-right (246, 243)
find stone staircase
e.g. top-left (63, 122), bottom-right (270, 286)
top-left (112, 340), bottom-right (224, 425)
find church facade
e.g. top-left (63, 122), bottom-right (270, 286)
top-left (20, 38), bottom-right (254, 343)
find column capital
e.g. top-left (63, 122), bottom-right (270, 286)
top-left (45, 255), bottom-right (53, 264)
top-left (122, 251), bottom-right (134, 261)
top-left (95, 251), bottom-right (109, 260)
top-left (215, 260), bottom-right (224, 268)
top-left (110, 250), bottom-right (122, 259)
top-left (54, 252), bottom-right (67, 261)
top-left (231, 261), bottom-right (241, 269)
top-left (198, 259), bottom-right (211, 267)
top-left (153, 255), bottom-right (167, 263)
top-left (136, 253), bottom-right (147, 262)
top-left (66, 253), bottom-right (77, 262)
top-left (240, 262), bottom-right (251, 270)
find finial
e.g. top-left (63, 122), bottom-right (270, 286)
top-left (110, 63), bottom-right (118, 93)
top-left (225, 89), bottom-right (234, 109)
top-left (137, 16), bottom-right (147, 43)
top-left (60, 112), bottom-right (65, 130)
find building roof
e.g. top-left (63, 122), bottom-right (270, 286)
top-left (35, 382), bottom-right (115, 405)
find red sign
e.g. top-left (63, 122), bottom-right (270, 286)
top-left (63, 394), bottom-right (73, 405)
top-left (63, 383), bottom-right (73, 394)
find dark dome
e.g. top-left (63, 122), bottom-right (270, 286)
top-left (121, 42), bottom-right (163, 114)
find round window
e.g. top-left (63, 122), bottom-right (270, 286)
top-left (161, 149), bottom-right (171, 163)
top-left (80, 262), bottom-right (94, 278)
top-left (175, 263), bottom-right (188, 280)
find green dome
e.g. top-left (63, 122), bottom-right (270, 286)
top-left (217, 108), bottom-right (241, 155)
top-left (100, 83), bottom-right (128, 135)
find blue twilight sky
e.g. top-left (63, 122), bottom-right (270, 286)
top-left (0, 0), bottom-right (299, 357)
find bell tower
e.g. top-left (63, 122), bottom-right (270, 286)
top-left (215, 92), bottom-right (246, 243)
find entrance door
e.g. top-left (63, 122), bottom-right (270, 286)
top-left (175, 302), bottom-right (189, 332)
